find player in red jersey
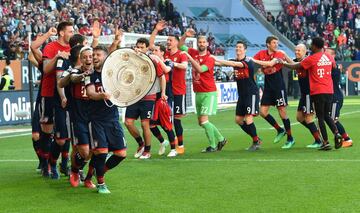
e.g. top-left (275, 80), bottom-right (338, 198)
top-left (282, 37), bottom-right (342, 150)
top-left (124, 38), bottom-right (167, 160)
top-left (150, 20), bottom-right (188, 154)
top-left (253, 36), bottom-right (295, 149)
top-left (29, 27), bottom-right (58, 172)
top-left (39, 21), bottom-right (73, 177)
top-left (179, 32), bottom-right (227, 152)
top-left (149, 43), bottom-right (179, 157)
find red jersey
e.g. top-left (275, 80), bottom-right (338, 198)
top-left (253, 50), bottom-right (286, 91)
top-left (41, 41), bottom-right (70, 97)
top-left (300, 52), bottom-right (335, 95)
top-left (188, 48), bottom-right (216, 93)
top-left (164, 50), bottom-right (188, 95)
top-left (142, 58), bottom-right (164, 101)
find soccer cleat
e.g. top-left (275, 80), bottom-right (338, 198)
top-left (134, 145), bottom-right (145, 158)
top-left (306, 142), bottom-right (322, 148)
top-left (201, 146), bottom-right (217, 153)
top-left (59, 163), bottom-right (70, 176)
top-left (334, 133), bottom-right (343, 149)
top-left (176, 145), bottom-right (185, 155)
top-left (50, 167), bottom-right (60, 180)
top-left (69, 172), bottom-right (80, 187)
top-left (158, 140), bottom-right (169, 155)
top-left (318, 142), bottom-right (332, 151)
top-left (281, 139), bottom-right (295, 149)
top-left (342, 139), bottom-right (353, 148)
top-left (273, 129), bottom-right (286, 144)
top-left (97, 184), bottom-right (111, 194)
top-left (79, 170), bottom-right (85, 182)
top-left (41, 168), bottom-right (50, 178)
top-left (139, 152), bottom-right (151, 160)
top-left (84, 179), bottom-right (96, 189)
top-left (217, 138), bottom-right (228, 151)
top-left (246, 140), bottom-right (262, 151)
top-left (167, 149), bottom-right (178, 157)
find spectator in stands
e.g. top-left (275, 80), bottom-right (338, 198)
top-left (356, 14), bottom-right (360, 34)
top-left (4, 43), bottom-right (16, 60)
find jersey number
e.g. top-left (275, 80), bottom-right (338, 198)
top-left (175, 106), bottom-right (181, 114)
top-left (276, 98), bottom-right (285, 106)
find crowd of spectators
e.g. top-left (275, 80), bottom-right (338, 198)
top-left (251, 0), bottom-right (360, 61)
top-left (0, 0), bottom-right (225, 60)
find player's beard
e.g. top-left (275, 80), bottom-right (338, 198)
top-left (198, 46), bottom-right (206, 52)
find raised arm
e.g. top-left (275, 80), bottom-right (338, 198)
top-left (179, 28), bottom-right (196, 49)
top-left (149, 20), bottom-right (166, 50)
top-left (108, 26), bottom-right (123, 53)
top-left (91, 20), bottom-right (101, 48)
top-left (30, 27), bottom-right (57, 63)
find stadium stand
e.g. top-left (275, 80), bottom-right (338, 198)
top-left (249, 0), bottom-right (360, 61)
top-left (0, 0), bottom-right (186, 59)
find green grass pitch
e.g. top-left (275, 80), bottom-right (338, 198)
top-left (1, 97), bottom-right (360, 213)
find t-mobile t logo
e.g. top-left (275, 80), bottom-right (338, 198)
top-left (317, 68), bottom-right (325, 78)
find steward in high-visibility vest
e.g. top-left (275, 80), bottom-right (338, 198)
top-left (0, 68), bottom-right (13, 90)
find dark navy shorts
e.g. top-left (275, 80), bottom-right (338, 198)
top-left (54, 104), bottom-right (71, 140)
top-left (297, 94), bottom-right (314, 114)
top-left (125, 100), bottom-right (155, 120)
top-left (173, 95), bottom-right (186, 116)
top-left (236, 94), bottom-right (259, 116)
top-left (261, 88), bottom-right (288, 107)
top-left (330, 98), bottom-right (343, 120)
top-left (40, 97), bottom-right (55, 124)
top-left (90, 120), bottom-right (127, 152)
top-left (32, 96), bottom-right (41, 133)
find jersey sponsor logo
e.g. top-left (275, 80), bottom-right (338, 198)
top-left (317, 68), bottom-right (325, 78)
top-left (317, 54), bottom-right (332, 66)
top-left (95, 78), bottom-right (100, 83)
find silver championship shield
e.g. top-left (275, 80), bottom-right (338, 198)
top-left (101, 48), bottom-right (157, 107)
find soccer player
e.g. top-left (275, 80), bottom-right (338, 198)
top-left (282, 37), bottom-right (342, 150)
top-left (29, 28), bottom-right (58, 171)
top-left (214, 41), bottom-right (261, 151)
top-left (150, 21), bottom-right (188, 154)
top-left (66, 46), bottom-right (94, 186)
top-left (85, 45), bottom-right (127, 194)
top-left (291, 44), bottom-right (323, 148)
top-left (179, 33), bottom-right (227, 152)
top-left (124, 38), bottom-right (167, 159)
top-left (325, 48), bottom-right (353, 147)
top-left (40, 21), bottom-right (73, 177)
top-left (150, 43), bottom-right (179, 157)
top-left (253, 36), bottom-right (295, 149)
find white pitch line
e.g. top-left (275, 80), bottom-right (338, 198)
top-left (0, 158), bottom-right (360, 163)
top-left (0, 133), bottom-right (32, 139)
top-left (1, 110), bottom-right (359, 138)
